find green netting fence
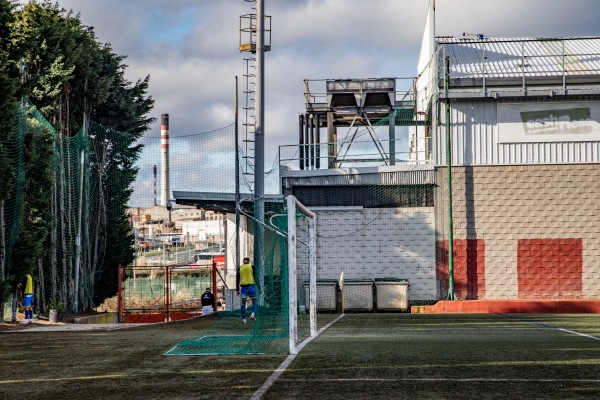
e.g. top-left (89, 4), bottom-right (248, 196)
top-left (164, 199), bottom-right (315, 355)
top-left (129, 125), bottom-right (282, 207)
top-left (2, 88), bottom-right (439, 345)
top-left (1, 95), bottom-right (284, 320)
top-left (1, 103), bottom-right (25, 295)
top-left (1, 98), bottom-right (147, 317)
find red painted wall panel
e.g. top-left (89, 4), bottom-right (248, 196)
top-left (122, 312), bottom-right (201, 323)
top-left (517, 239), bottom-right (582, 299)
top-left (436, 240), bottom-right (486, 300)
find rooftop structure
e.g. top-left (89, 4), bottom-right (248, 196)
top-left (436, 36), bottom-right (600, 98)
top-left (298, 78), bottom-right (427, 169)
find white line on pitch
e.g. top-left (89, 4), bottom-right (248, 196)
top-left (500, 315), bottom-right (600, 341)
top-left (555, 327), bottom-right (600, 341)
top-left (250, 314), bottom-right (345, 400)
top-left (278, 377), bottom-right (600, 383)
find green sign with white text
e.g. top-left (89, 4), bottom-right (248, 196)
top-left (498, 102), bottom-right (600, 143)
top-left (520, 107), bottom-right (593, 135)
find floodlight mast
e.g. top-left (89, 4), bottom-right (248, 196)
top-left (254, 0), bottom-right (265, 304)
top-left (235, 76), bottom-right (240, 280)
top-left (240, 0), bottom-right (271, 304)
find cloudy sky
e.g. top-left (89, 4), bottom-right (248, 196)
top-left (27, 0), bottom-right (598, 160)
top-left (16, 0), bottom-right (600, 203)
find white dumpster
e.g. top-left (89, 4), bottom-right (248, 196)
top-left (343, 279), bottom-right (374, 311)
top-left (304, 280), bottom-right (337, 312)
top-left (375, 278), bottom-right (409, 311)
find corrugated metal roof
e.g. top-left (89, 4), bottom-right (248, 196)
top-left (172, 192), bottom-right (264, 213)
top-left (438, 37), bottom-right (600, 83)
top-left (281, 165), bottom-right (436, 188)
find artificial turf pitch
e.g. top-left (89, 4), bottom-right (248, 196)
top-left (2, 313), bottom-right (600, 399)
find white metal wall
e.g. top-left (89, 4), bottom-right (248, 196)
top-left (434, 99), bottom-right (600, 166)
top-left (296, 208), bottom-right (437, 301)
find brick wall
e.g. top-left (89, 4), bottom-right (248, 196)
top-left (517, 238), bottom-right (583, 299)
top-left (436, 239), bottom-right (486, 300)
top-left (435, 164), bottom-right (600, 299)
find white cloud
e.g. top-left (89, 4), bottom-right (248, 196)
top-left (435, 0), bottom-right (600, 38)
top-left (17, 0), bottom-right (600, 201)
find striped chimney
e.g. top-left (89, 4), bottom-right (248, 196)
top-left (153, 164), bottom-right (157, 206)
top-left (160, 114), bottom-right (170, 207)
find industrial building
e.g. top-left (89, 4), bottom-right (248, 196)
top-left (428, 35), bottom-right (600, 301)
top-left (282, 18), bottom-right (600, 302)
top-left (173, 6), bottom-right (600, 306)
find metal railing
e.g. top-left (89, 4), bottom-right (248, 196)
top-left (279, 137), bottom-right (432, 172)
top-left (438, 37), bottom-right (600, 94)
top-left (303, 77), bottom-right (418, 110)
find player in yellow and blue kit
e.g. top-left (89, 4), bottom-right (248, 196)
top-left (22, 273), bottom-right (34, 324)
top-left (236, 257), bottom-right (256, 325)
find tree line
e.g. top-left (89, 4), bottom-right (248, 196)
top-left (0, 0), bottom-right (154, 318)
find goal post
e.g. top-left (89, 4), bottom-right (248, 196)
top-left (339, 271), bottom-right (344, 314)
top-left (287, 195), bottom-right (316, 355)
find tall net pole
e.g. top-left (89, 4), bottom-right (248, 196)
top-left (73, 149), bottom-right (84, 312)
top-left (254, 0), bottom-right (265, 304)
top-left (445, 56), bottom-right (455, 300)
top-left (235, 76), bottom-right (241, 277)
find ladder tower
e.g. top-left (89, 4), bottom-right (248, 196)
top-left (240, 0), bottom-right (271, 305)
top-left (239, 1), bottom-right (271, 183)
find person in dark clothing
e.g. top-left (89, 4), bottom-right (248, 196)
top-left (201, 288), bottom-right (215, 315)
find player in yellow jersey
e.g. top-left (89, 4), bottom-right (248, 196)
top-left (22, 274), bottom-right (34, 324)
top-left (236, 257), bottom-right (256, 325)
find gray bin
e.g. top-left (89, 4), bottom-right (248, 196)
top-left (375, 279), bottom-right (409, 311)
top-left (343, 280), bottom-right (374, 311)
top-left (304, 280), bottom-right (337, 312)
top-left (224, 289), bottom-right (241, 311)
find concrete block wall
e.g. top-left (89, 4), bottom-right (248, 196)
top-left (435, 164), bottom-right (600, 300)
top-left (296, 208), bottom-right (437, 301)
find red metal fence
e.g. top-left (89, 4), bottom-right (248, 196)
top-left (118, 261), bottom-right (220, 323)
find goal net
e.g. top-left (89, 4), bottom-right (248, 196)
top-left (165, 195), bottom-right (317, 355)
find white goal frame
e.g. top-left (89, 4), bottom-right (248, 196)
top-left (287, 195), bottom-right (317, 355)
